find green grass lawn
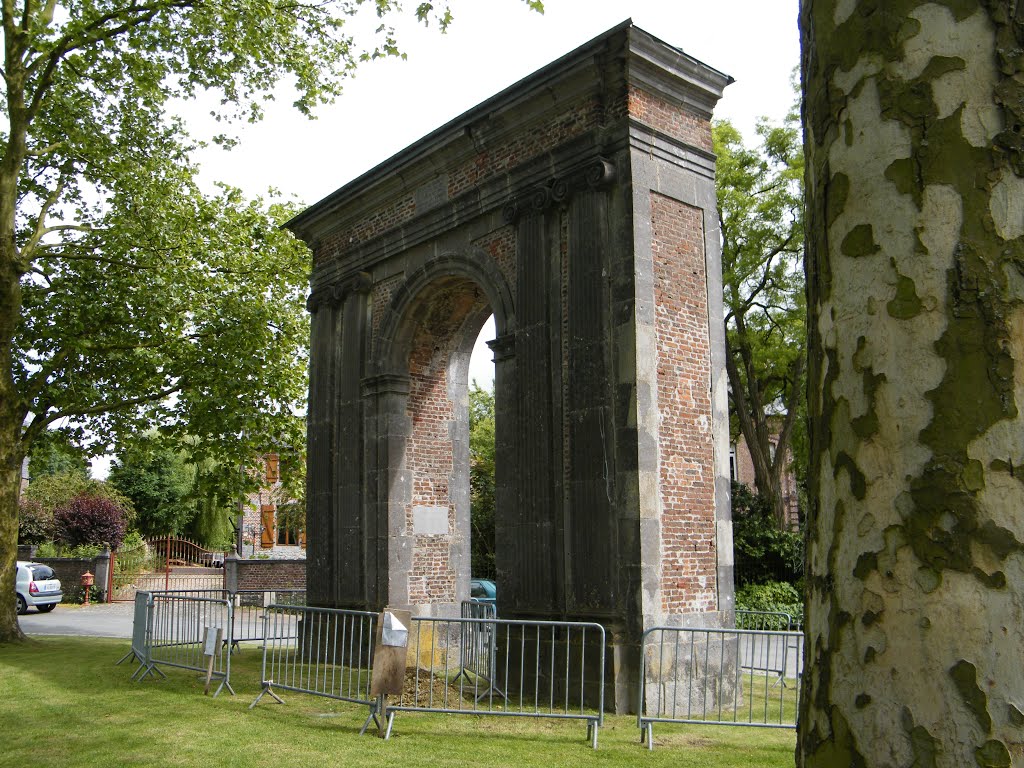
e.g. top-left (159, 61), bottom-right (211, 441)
top-left (0, 637), bottom-right (795, 768)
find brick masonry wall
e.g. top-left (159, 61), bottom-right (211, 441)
top-left (446, 94), bottom-right (603, 199)
top-left (471, 226), bottom-right (517, 298)
top-left (404, 282), bottom-right (487, 605)
top-left (316, 93), bottom-right (604, 269)
top-left (236, 559), bottom-right (307, 592)
top-left (650, 193), bottom-right (718, 615)
top-left (628, 86), bottom-right (714, 152)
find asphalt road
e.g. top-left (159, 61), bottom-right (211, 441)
top-left (19, 601), bottom-right (134, 638)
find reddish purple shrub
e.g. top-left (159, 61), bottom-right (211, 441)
top-left (53, 494), bottom-right (128, 550)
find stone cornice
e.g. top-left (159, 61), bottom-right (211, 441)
top-left (625, 27), bottom-right (733, 120)
top-left (361, 373), bottom-right (411, 398)
top-left (487, 334), bottom-right (516, 363)
top-left (287, 22), bottom-right (731, 249)
top-left (309, 135), bottom-right (624, 292)
top-left (627, 121), bottom-right (717, 181)
top-left (305, 271), bottom-right (372, 314)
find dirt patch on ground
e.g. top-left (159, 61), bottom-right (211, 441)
top-left (651, 733), bottom-right (716, 748)
top-left (397, 667), bottom-right (481, 707)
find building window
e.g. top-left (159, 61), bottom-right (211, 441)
top-left (729, 447), bottom-right (738, 482)
top-left (276, 524), bottom-right (301, 546)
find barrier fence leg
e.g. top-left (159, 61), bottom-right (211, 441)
top-left (249, 683), bottom-right (285, 709)
top-left (132, 662), bottom-right (165, 682)
top-left (382, 702), bottom-right (396, 741)
top-left (212, 676), bottom-right (235, 698)
top-left (359, 696), bottom-right (382, 736)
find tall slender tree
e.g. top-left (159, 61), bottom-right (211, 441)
top-left (716, 115), bottom-right (805, 528)
top-left (799, 3), bottom-right (1024, 766)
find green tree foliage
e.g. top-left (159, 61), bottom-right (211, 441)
top-left (734, 580), bottom-right (802, 625)
top-left (16, 498), bottom-right (50, 544)
top-left (22, 471), bottom-right (134, 527)
top-left (107, 438), bottom-right (195, 537)
top-left (27, 431), bottom-right (89, 480)
top-left (715, 112), bottom-right (806, 529)
top-left (469, 381), bottom-right (496, 579)
top-left (275, 441), bottom-right (307, 545)
top-left (730, 481), bottom-right (802, 588)
top-left (0, 0), bottom-right (543, 642)
top-left (187, 478), bottom-right (237, 550)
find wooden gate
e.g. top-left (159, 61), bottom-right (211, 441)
top-left (109, 536), bottom-right (225, 601)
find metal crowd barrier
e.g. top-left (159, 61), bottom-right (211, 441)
top-left (249, 604), bottom-right (381, 734)
top-left (735, 611), bottom-right (802, 685)
top-left (121, 588), bottom-right (307, 650)
top-left (120, 589), bottom-right (308, 696)
top-left (638, 626), bottom-right (803, 749)
top-left (383, 615), bottom-right (605, 748)
top-left (229, 589), bottom-right (306, 648)
top-left (124, 592), bottom-right (235, 696)
top-left (452, 600), bottom-right (502, 700)
top-left (115, 590), bottom-right (154, 675)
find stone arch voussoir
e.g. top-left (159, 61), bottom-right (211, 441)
top-left (373, 249), bottom-right (515, 376)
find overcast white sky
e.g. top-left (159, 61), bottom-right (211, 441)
top-left (93, 0), bottom-right (799, 476)
top-left (194, 0), bottom-right (800, 205)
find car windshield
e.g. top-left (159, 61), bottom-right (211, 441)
top-left (30, 565), bottom-right (55, 581)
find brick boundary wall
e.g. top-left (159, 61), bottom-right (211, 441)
top-left (233, 559), bottom-right (307, 592)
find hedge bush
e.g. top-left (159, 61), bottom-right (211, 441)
top-left (17, 498), bottom-right (53, 544)
top-left (735, 581), bottom-right (803, 627)
top-left (53, 494), bottom-right (129, 550)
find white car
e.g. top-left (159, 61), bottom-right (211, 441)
top-left (15, 561), bottom-right (62, 615)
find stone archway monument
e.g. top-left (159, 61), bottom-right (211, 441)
top-left (287, 22), bottom-right (734, 713)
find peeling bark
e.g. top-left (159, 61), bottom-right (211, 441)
top-left (800, 2), bottom-right (1024, 766)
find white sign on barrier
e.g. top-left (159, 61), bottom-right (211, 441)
top-left (382, 611), bottom-right (408, 647)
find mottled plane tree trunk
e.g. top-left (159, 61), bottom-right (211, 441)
top-left (799, 3), bottom-right (1024, 767)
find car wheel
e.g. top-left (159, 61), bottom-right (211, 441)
top-left (37, 603), bottom-right (56, 613)
top-left (16, 595), bottom-right (27, 615)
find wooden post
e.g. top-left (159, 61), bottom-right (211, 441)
top-left (370, 609), bottom-right (411, 737)
top-left (202, 626), bottom-right (224, 695)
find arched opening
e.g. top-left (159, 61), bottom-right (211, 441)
top-left (388, 276), bottom-right (496, 614)
top-left (467, 316), bottom-right (496, 585)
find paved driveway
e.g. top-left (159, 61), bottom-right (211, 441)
top-left (19, 601), bottom-right (134, 638)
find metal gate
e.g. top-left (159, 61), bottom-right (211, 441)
top-left (109, 536), bottom-right (225, 601)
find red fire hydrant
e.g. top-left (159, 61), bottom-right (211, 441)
top-left (80, 571), bottom-right (94, 606)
